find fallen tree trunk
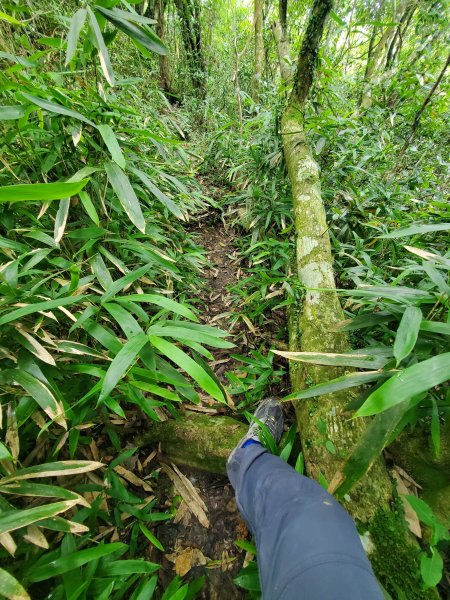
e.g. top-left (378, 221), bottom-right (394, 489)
top-left (277, 0), bottom-right (439, 596)
top-left (137, 412), bottom-right (246, 475)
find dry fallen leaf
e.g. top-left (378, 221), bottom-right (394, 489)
top-left (114, 465), bottom-right (153, 492)
top-left (161, 463), bottom-right (209, 528)
top-left (392, 470), bottom-right (422, 538)
top-left (166, 546), bottom-right (209, 577)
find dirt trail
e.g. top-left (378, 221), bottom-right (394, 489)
top-left (156, 219), bottom-right (249, 599)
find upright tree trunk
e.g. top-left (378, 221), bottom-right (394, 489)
top-left (252, 0), bottom-right (264, 101)
top-left (385, 2), bottom-right (416, 70)
top-left (153, 0), bottom-right (176, 100)
top-left (272, 22), bottom-right (291, 84)
top-left (173, 0), bottom-right (205, 96)
top-left (360, 0), bottom-right (410, 108)
top-left (276, 0), bottom-right (439, 596)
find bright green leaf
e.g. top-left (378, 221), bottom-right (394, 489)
top-left (0, 180), bottom-right (88, 204)
top-left (98, 124), bottom-right (126, 168)
top-left (105, 161), bottom-right (145, 232)
top-left (99, 333), bottom-right (149, 402)
top-left (356, 354), bottom-right (450, 416)
top-left (393, 306), bottom-right (422, 365)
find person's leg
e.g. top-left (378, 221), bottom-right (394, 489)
top-left (227, 444), bottom-right (383, 600)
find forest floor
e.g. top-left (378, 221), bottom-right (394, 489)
top-left (155, 217), bottom-right (249, 599)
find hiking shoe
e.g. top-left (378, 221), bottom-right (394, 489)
top-left (228, 398), bottom-right (284, 462)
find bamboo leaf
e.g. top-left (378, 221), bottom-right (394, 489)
top-left (0, 500), bottom-right (78, 534)
top-left (22, 93), bottom-right (95, 126)
top-left (103, 302), bottom-right (142, 337)
top-left (139, 523), bottom-right (165, 551)
top-left (15, 329), bottom-right (56, 365)
top-left (0, 482), bottom-right (89, 507)
top-left (272, 350), bottom-right (388, 369)
top-left (97, 559), bottom-right (159, 576)
top-left (28, 543), bottom-right (127, 582)
top-left (283, 370), bottom-right (387, 401)
top-left (356, 353), bottom-right (450, 416)
top-left (0, 105), bottom-right (27, 120)
top-left (65, 8), bottom-right (87, 65)
top-left (149, 335), bottom-right (224, 402)
top-left (0, 295), bottom-right (89, 326)
top-left (0, 11), bottom-right (24, 25)
top-left (129, 167), bottom-right (185, 219)
top-left (121, 293), bottom-right (198, 321)
top-left (90, 253), bottom-right (114, 291)
top-left (87, 7), bottom-right (115, 86)
top-left (0, 461), bottom-right (104, 485)
top-left (96, 6), bottom-right (168, 56)
top-left (105, 161), bottom-right (145, 232)
top-left (0, 180), bottom-right (88, 203)
top-left (4, 370), bottom-right (66, 428)
top-left (147, 324), bottom-right (234, 349)
top-left (348, 285), bottom-right (432, 302)
top-left (54, 198), bottom-right (70, 244)
top-left (79, 191), bottom-right (99, 225)
top-left (98, 124), bottom-right (126, 168)
top-left (99, 333), bottom-right (149, 402)
top-left (379, 223), bottom-right (450, 238)
top-left (393, 306), bottom-right (422, 365)
top-left (330, 396), bottom-right (424, 497)
top-left (100, 264), bottom-right (152, 303)
top-left (0, 568), bottom-right (30, 600)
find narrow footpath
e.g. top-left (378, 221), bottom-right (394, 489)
top-left (156, 217), bottom-right (249, 599)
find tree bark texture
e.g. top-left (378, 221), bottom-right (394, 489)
top-left (153, 0), bottom-right (174, 99)
top-left (278, 1), bottom-right (438, 596)
top-left (173, 0), bottom-right (205, 95)
top-left (252, 0), bottom-right (264, 101)
top-left (272, 21), bottom-right (291, 84)
top-left (137, 412), bottom-right (247, 474)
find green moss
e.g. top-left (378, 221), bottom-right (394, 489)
top-left (368, 505), bottom-right (439, 599)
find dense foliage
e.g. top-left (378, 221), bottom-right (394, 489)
top-left (0, 0), bottom-right (449, 597)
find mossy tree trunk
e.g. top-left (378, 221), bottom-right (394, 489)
top-left (138, 412), bottom-right (247, 475)
top-left (280, 0), bottom-right (392, 520)
top-left (277, 0), bottom-right (439, 596)
top-left (252, 0), bottom-right (264, 101)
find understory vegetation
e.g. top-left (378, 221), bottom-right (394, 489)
top-left (0, 0), bottom-right (449, 598)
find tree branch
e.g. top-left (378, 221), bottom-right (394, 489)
top-left (292, 0), bottom-right (332, 106)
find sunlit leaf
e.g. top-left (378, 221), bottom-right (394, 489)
top-left (393, 306), bottom-right (422, 365)
top-left (98, 124), bottom-right (126, 168)
top-left (0, 568), bottom-right (30, 600)
top-left (99, 332), bottom-right (149, 402)
top-left (356, 354), bottom-right (450, 416)
top-left (105, 161), bottom-right (145, 232)
top-left (87, 7), bottom-right (115, 86)
top-left (149, 335), bottom-right (224, 401)
top-left (65, 8), bottom-right (87, 64)
top-left (0, 180), bottom-right (89, 203)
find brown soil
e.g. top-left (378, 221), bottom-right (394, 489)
top-left (152, 218), bottom-right (251, 598)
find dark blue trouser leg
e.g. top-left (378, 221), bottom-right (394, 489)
top-left (227, 445), bottom-right (383, 600)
